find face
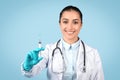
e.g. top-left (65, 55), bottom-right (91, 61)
top-left (59, 10), bottom-right (82, 44)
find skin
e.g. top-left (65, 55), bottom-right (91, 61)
top-left (59, 10), bottom-right (82, 44)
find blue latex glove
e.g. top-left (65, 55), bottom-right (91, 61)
top-left (23, 47), bottom-right (45, 71)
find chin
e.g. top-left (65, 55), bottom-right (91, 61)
top-left (65, 36), bottom-right (75, 40)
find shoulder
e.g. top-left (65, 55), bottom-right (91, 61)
top-left (83, 42), bottom-right (99, 57)
top-left (83, 42), bottom-right (102, 62)
top-left (85, 43), bottom-right (97, 52)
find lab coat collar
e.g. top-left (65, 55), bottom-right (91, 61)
top-left (61, 38), bottom-right (80, 50)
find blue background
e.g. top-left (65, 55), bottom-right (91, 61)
top-left (0, 0), bottom-right (120, 80)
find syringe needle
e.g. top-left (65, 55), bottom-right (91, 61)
top-left (38, 41), bottom-right (42, 48)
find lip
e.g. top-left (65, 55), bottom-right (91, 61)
top-left (65, 30), bottom-right (75, 35)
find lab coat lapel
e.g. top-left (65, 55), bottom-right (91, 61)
top-left (52, 40), bottom-right (65, 73)
top-left (76, 41), bottom-right (84, 72)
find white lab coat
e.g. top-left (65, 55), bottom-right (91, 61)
top-left (21, 40), bottom-right (104, 80)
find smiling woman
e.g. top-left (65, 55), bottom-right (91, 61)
top-left (59, 6), bottom-right (82, 44)
top-left (21, 5), bottom-right (104, 80)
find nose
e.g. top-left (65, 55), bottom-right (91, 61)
top-left (67, 23), bottom-right (73, 30)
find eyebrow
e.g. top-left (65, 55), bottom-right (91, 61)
top-left (62, 18), bottom-right (68, 21)
top-left (62, 18), bottom-right (80, 21)
top-left (73, 19), bottom-right (80, 21)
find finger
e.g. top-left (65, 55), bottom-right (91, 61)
top-left (28, 48), bottom-right (45, 60)
top-left (40, 47), bottom-right (45, 51)
top-left (31, 51), bottom-right (38, 60)
top-left (38, 57), bottom-right (43, 61)
top-left (33, 47), bottom-right (45, 53)
top-left (26, 52), bottom-right (33, 61)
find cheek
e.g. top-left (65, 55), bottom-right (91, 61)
top-left (60, 24), bottom-right (65, 31)
top-left (75, 26), bottom-right (81, 32)
top-left (75, 29), bottom-right (80, 35)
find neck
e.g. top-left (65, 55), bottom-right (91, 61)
top-left (63, 37), bottom-right (79, 44)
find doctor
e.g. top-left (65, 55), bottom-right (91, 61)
top-left (21, 5), bottom-right (104, 80)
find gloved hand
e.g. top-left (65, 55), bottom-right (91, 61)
top-left (23, 47), bottom-right (45, 71)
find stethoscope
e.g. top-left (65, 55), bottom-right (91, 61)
top-left (52, 39), bottom-right (86, 73)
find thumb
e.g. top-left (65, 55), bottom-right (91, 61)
top-left (34, 47), bottom-right (45, 53)
top-left (38, 57), bottom-right (43, 62)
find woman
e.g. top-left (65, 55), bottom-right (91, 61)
top-left (21, 5), bottom-right (104, 80)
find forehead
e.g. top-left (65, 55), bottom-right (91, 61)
top-left (61, 10), bottom-right (80, 20)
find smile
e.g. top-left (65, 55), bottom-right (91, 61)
top-left (65, 30), bottom-right (75, 35)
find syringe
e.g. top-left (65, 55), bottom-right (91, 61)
top-left (38, 40), bottom-right (42, 57)
top-left (38, 41), bottom-right (42, 48)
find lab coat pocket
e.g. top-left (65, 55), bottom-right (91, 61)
top-left (52, 52), bottom-right (65, 73)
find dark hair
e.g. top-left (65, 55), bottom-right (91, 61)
top-left (59, 5), bottom-right (83, 23)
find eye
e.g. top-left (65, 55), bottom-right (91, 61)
top-left (63, 21), bottom-right (68, 24)
top-left (73, 21), bottom-right (78, 24)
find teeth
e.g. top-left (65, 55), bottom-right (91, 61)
top-left (67, 31), bottom-right (74, 34)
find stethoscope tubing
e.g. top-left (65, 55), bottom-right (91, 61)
top-left (52, 39), bottom-right (86, 73)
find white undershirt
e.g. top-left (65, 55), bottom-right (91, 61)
top-left (61, 39), bottom-right (80, 80)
